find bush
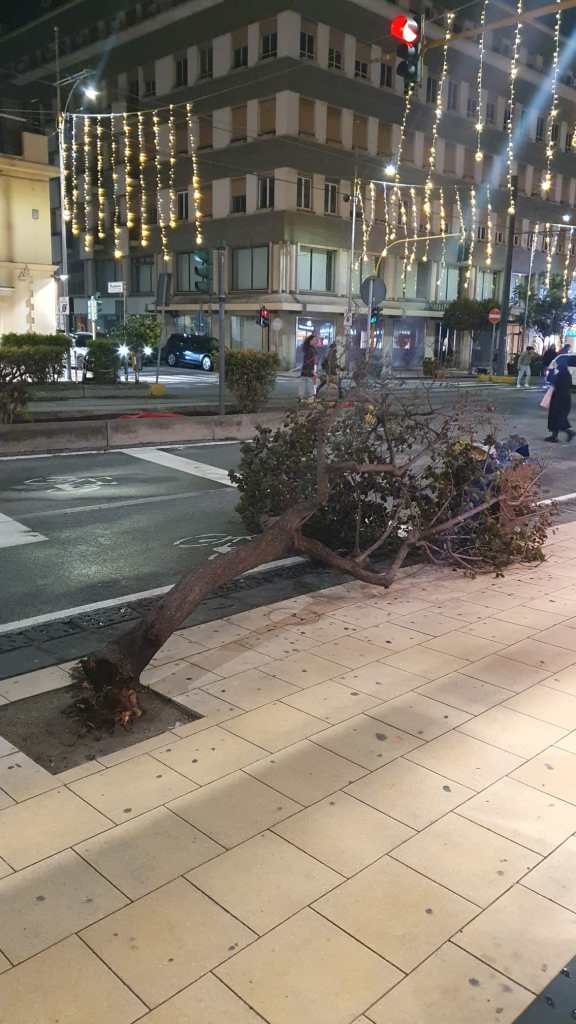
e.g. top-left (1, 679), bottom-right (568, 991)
top-left (0, 333), bottom-right (69, 384)
top-left (224, 350), bottom-right (279, 412)
top-left (86, 339), bottom-right (119, 384)
top-left (422, 357), bottom-right (438, 378)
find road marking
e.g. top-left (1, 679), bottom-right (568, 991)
top-left (122, 447), bottom-right (235, 486)
top-left (0, 556), bottom-right (305, 634)
top-left (0, 441), bottom-right (244, 462)
top-left (17, 490), bottom-right (224, 520)
top-left (539, 491), bottom-right (576, 506)
top-left (0, 512), bottom-right (46, 549)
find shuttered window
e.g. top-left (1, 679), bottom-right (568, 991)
top-left (353, 114), bottom-right (368, 150)
top-left (259, 98), bottom-right (276, 135)
top-left (231, 105), bottom-right (247, 142)
top-left (299, 97), bottom-right (315, 136)
top-left (326, 106), bottom-right (341, 144)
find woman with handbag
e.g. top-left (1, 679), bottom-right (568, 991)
top-left (543, 364), bottom-right (574, 442)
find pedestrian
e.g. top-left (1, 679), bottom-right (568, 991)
top-left (316, 341), bottom-right (338, 398)
top-left (544, 363), bottom-right (574, 442)
top-left (516, 346), bottom-right (534, 388)
top-left (299, 333), bottom-right (317, 401)
top-left (542, 344), bottom-right (557, 371)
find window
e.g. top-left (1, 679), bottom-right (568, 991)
top-left (231, 105), bottom-right (247, 142)
top-left (297, 175), bottom-right (312, 209)
top-left (258, 98), bottom-right (275, 136)
top-left (261, 31), bottom-right (278, 60)
top-left (198, 113), bottom-right (212, 149)
top-left (95, 259), bottom-right (119, 295)
top-left (175, 54), bottom-right (188, 87)
top-left (324, 179), bottom-right (338, 214)
top-left (297, 246), bottom-right (335, 291)
top-left (477, 225), bottom-right (486, 240)
top-left (355, 41), bottom-right (370, 80)
top-left (378, 122), bottom-right (392, 155)
top-left (467, 96), bottom-right (477, 119)
top-left (177, 252), bottom-right (200, 292)
top-left (299, 97), bottom-right (315, 136)
top-left (447, 80), bottom-right (458, 111)
top-left (352, 114), bottom-right (368, 150)
top-left (355, 60), bottom-right (369, 79)
top-left (426, 76), bottom-right (438, 104)
top-left (416, 261), bottom-right (431, 300)
top-left (486, 101), bottom-right (495, 124)
top-left (231, 176), bottom-right (246, 213)
top-left (300, 31), bottom-right (315, 61)
top-left (328, 28), bottom-right (344, 70)
top-left (233, 45), bottom-right (248, 68)
top-left (495, 229), bottom-right (504, 244)
top-left (551, 122), bottom-right (559, 142)
top-left (199, 46), bottom-right (213, 79)
top-left (129, 78), bottom-right (139, 100)
top-left (257, 175), bottom-right (275, 209)
top-left (328, 47), bottom-right (342, 69)
top-left (326, 105), bottom-right (341, 144)
top-left (131, 256), bottom-right (154, 293)
top-left (177, 190), bottom-right (189, 221)
top-left (380, 63), bottom-right (393, 88)
top-left (143, 70), bottom-right (156, 97)
top-left (232, 246), bottom-right (269, 289)
top-left (536, 116), bottom-right (545, 141)
top-left (444, 141), bottom-right (456, 174)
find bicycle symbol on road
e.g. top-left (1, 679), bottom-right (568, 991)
top-left (174, 532), bottom-right (252, 560)
top-left (19, 475), bottom-right (117, 494)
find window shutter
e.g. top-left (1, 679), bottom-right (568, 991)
top-left (299, 98), bottom-right (315, 136)
top-left (259, 98), bottom-right (276, 135)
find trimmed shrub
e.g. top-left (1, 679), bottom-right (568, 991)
top-left (86, 338), bottom-right (120, 384)
top-left (224, 349), bottom-right (279, 412)
top-left (0, 333), bottom-right (69, 384)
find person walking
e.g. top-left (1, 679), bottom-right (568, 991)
top-left (316, 341), bottom-right (338, 398)
top-left (299, 333), bottom-right (317, 401)
top-left (545, 363), bottom-right (574, 442)
top-left (516, 347), bottom-right (534, 388)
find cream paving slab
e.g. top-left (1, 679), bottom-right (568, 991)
top-left (545, 664), bottom-right (576, 697)
top-left (367, 693), bottom-right (471, 740)
top-left (417, 673), bottom-right (511, 714)
top-left (0, 786), bottom-right (111, 870)
top-left (521, 594), bottom-right (576, 617)
top-left (494, 606), bottom-right (561, 629)
top-left (512, 746), bottom-right (576, 804)
top-left (273, 792), bottom-right (414, 876)
top-left (0, 951), bottom-right (9, 973)
top-left (150, 634), bottom-right (206, 667)
top-left (146, 663), bottom-right (221, 698)
top-left (0, 856), bottom-right (12, 879)
top-left (225, 604), bottom-right (318, 633)
top-left (315, 856), bottom-right (477, 972)
top-left (170, 690), bottom-right (244, 733)
top-left (81, 877), bottom-right (256, 1009)
top-left (261, 652), bottom-right (346, 688)
top-left (0, 789), bottom-right (13, 811)
top-left (245, 740), bottom-right (366, 804)
top-left (76, 806), bottom-right (224, 899)
top-left (0, 737), bottom-right (16, 756)
top-left (0, 849), bottom-right (128, 964)
top-left (453, 885), bottom-right (576, 994)
top-left (328, 603), bottom-right (407, 628)
top-left (405, 732), bottom-right (523, 791)
top-left (216, 907), bottom-right (402, 1024)
top-left (502, 639), bottom-right (576, 672)
top-left (310, 714), bottom-right (423, 770)
top-left (460, 654), bottom-right (550, 692)
top-left (435, 601), bottom-right (499, 623)
top-left (288, 618), bottom-right (359, 643)
top-left (521, 836), bottom-right (576, 912)
top-left (391, 813), bottom-right (540, 907)
top-left (465, 618), bottom-right (536, 644)
top-left (152, 726), bottom-right (267, 785)
top-left (141, 659), bottom-right (194, 688)
top-left (178, 620), bottom-right (251, 648)
top-left (345, 759), bottom-right (476, 830)
top-left (281, 681), bottom-right (382, 724)
top-left (0, 935), bottom-right (146, 1024)
top-left (387, 610), bottom-right (466, 637)
top-left (0, 664), bottom-right (71, 702)
top-left (382, 647), bottom-right (468, 681)
top-left (169, 771), bottom-right (301, 848)
top-left (221, 702), bottom-right (327, 751)
top-left (365, 942), bottom-right (533, 1024)
top-left (350, 624), bottom-right (430, 652)
top-left (202, 669), bottom-right (302, 709)
top-left (69, 754), bottom-right (196, 823)
top-left (504, 684), bottom-right (576, 728)
top-left (237, 627), bottom-right (318, 659)
top-left (365, 597), bottom-right (437, 617)
top-left (334, 663), bottom-right (428, 700)
top-left (557, 729), bottom-right (576, 753)
top-left (0, 751), bottom-right (60, 802)
top-left (188, 831), bottom-right (342, 934)
top-left (138, 973), bottom-right (268, 1024)
top-left (533, 624), bottom-right (576, 653)
top-left (422, 632), bottom-right (506, 662)
top-left (97, 732), bottom-right (182, 768)
top-left (460, 589), bottom-right (532, 611)
top-left (312, 636), bottom-right (397, 669)
top-left (457, 705), bottom-right (567, 758)
top-left (188, 643), bottom-right (274, 678)
top-left (457, 777), bottom-right (576, 855)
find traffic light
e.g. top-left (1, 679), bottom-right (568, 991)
top-left (370, 306), bottom-right (381, 326)
top-left (391, 14), bottom-right (422, 95)
top-left (193, 250), bottom-right (211, 293)
top-left (257, 305), bottom-right (270, 328)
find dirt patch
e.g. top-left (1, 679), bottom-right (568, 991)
top-left (0, 685), bottom-right (200, 774)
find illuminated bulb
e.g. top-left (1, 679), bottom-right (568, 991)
top-left (114, 249), bottom-right (123, 259)
top-left (475, 151), bottom-right (483, 162)
top-left (476, 121), bottom-right (483, 131)
top-left (64, 211), bottom-right (72, 222)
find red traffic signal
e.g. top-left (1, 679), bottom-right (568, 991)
top-left (390, 15), bottom-right (419, 44)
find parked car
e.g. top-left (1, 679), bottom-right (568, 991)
top-left (161, 334), bottom-right (217, 371)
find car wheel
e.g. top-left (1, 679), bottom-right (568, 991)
top-left (167, 353), bottom-right (177, 367)
top-left (201, 355), bottom-right (213, 372)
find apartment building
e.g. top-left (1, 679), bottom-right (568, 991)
top-left (1, 0), bottom-right (576, 368)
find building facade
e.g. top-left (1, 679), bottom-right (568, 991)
top-left (0, 127), bottom-right (58, 336)
top-left (1, 0), bottom-right (576, 368)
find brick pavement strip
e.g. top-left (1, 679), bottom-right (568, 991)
top-left (1, 523), bottom-right (576, 1021)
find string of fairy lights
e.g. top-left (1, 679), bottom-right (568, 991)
top-left (474, 0), bottom-right (489, 165)
top-left (542, 0), bottom-right (562, 194)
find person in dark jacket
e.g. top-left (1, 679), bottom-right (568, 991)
top-left (299, 333), bottom-right (317, 400)
top-left (546, 363), bottom-right (574, 442)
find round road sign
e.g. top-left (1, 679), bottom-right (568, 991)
top-left (488, 307), bottom-right (501, 325)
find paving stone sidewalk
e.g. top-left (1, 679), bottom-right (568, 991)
top-left (2, 523), bottom-right (576, 1023)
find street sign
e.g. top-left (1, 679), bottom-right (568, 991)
top-left (107, 281), bottom-right (124, 294)
top-left (360, 275), bottom-right (386, 305)
top-left (58, 298), bottom-right (69, 315)
top-left (87, 297), bottom-right (98, 321)
top-left (343, 311), bottom-right (353, 328)
top-left (488, 307), bottom-right (502, 324)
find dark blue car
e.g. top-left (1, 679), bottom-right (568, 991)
top-left (162, 334), bottom-right (217, 371)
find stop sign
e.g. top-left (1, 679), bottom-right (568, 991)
top-left (488, 308), bottom-right (501, 325)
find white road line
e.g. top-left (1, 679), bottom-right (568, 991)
top-left (539, 491), bottom-right (576, 506)
top-left (0, 441), bottom-right (244, 462)
top-left (0, 512), bottom-right (47, 549)
top-left (17, 490), bottom-right (224, 520)
top-left (122, 447), bottom-right (235, 486)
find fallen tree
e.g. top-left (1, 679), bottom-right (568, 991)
top-left (72, 391), bottom-right (552, 730)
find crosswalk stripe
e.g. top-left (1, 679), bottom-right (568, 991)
top-left (122, 447), bottom-right (235, 486)
top-left (0, 513), bottom-right (47, 549)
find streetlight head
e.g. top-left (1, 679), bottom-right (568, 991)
top-left (58, 272), bottom-right (69, 281)
top-left (562, 213), bottom-right (572, 222)
top-left (83, 85), bottom-right (98, 101)
top-left (384, 162), bottom-right (396, 178)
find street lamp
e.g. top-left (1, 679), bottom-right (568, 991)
top-left (562, 212), bottom-right (572, 223)
top-left (384, 162), bottom-right (396, 178)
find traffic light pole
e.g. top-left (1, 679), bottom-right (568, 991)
top-left (217, 246), bottom-right (226, 417)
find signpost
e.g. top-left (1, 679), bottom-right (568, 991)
top-left (108, 280), bottom-right (126, 333)
top-left (488, 307), bottom-right (501, 372)
top-left (87, 296), bottom-right (98, 340)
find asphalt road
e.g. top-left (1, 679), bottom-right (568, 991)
top-left (1, 383), bottom-right (575, 630)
